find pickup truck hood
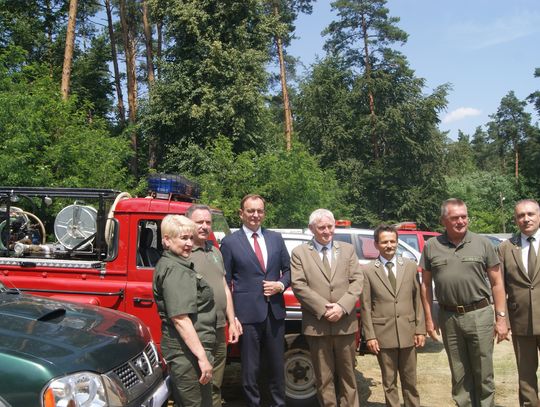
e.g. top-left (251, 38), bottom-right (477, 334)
top-left (0, 290), bottom-right (148, 376)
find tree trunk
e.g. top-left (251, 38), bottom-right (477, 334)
top-left (119, 0), bottom-right (138, 178)
top-left (105, 0), bottom-right (126, 126)
top-left (61, 0), bottom-right (78, 100)
top-left (361, 12), bottom-right (378, 159)
top-left (141, 0), bottom-right (155, 86)
top-left (515, 147), bottom-right (519, 182)
top-left (273, 2), bottom-right (293, 151)
top-left (45, 0), bottom-right (54, 77)
top-left (142, 0), bottom-right (158, 169)
top-left (156, 20), bottom-right (162, 79)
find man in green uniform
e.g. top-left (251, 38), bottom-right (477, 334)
top-left (420, 198), bottom-right (508, 407)
top-left (187, 205), bottom-right (242, 407)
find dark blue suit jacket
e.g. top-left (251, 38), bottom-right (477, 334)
top-left (221, 228), bottom-right (291, 324)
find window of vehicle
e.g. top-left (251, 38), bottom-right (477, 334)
top-left (398, 234), bottom-right (420, 252)
top-left (334, 231), bottom-right (420, 264)
top-left (211, 212), bottom-right (231, 244)
top-left (137, 220), bottom-right (162, 267)
top-left (283, 237), bottom-right (310, 255)
top-left (105, 218), bottom-right (119, 260)
top-left (334, 233), bottom-right (379, 260)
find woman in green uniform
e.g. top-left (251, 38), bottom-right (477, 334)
top-left (153, 215), bottom-right (216, 407)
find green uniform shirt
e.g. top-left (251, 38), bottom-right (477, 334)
top-left (420, 230), bottom-right (500, 306)
top-left (153, 250), bottom-right (216, 346)
top-left (190, 241), bottom-right (227, 328)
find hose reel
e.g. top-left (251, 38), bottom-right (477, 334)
top-left (54, 204), bottom-right (97, 250)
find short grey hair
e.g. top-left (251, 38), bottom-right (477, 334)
top-left (186, 204), bottom-right (211, 219)
top-left (308, 209), bottom-right (335, 226)
top-left (514, 199), bottom-right (540, 216)
top-left (440, 198), bottom-right (467, 218)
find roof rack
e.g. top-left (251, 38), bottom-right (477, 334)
top-left (0, 187), bottom-right (120, 200)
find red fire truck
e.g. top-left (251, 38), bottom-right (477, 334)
top-left (0, 176), bottom-right (320, 405)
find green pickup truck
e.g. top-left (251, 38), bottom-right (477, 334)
top-left (0, 281), bottom-right (170, 407)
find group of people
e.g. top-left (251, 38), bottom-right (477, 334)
top-left (152, 194), bottom-right (540, 407)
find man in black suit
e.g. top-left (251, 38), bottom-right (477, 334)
top-left (220, 194), bottom-right (291, 407)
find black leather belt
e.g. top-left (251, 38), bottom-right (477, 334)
top-left (440, 298), bottom-right (490, 314)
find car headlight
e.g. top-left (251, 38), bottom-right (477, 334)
top-left (42, 372), bottom-right (108, 407)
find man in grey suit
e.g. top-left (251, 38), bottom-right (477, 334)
top-left (291, 208), bottom-right (363, 407)
top-left (498, 199), bottom-right (540, 406)
top-left (361, 224), bottom-right (425, 407)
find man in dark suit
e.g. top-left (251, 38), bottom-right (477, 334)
top-left (291, 208), bottom-right (363, 407)
top-left (220, 194), bottom-right (291, 407)
top-left (498, 199), bottom-right (540, 406)
top-left (362, 224), bottom-right (425, 407)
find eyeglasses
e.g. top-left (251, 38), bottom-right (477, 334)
top-left (244, 209), bottom-right (265, 215)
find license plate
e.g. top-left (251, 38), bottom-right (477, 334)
top-left (141, 376), bottom-right (170, 407)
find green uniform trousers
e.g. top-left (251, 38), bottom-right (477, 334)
top-left (211, 327), bottom-right (227, 407)
top-left (439, 305), bottom-right (495, 407)
top-left (167, 344), bottom-right (214, 407)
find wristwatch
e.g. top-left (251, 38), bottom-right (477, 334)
top-left (495, 311), bottom-right (506, 318)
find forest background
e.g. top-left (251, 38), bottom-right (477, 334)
top-left (1, 0), bottom-right (539, 232)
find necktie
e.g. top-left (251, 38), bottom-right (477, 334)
top-left (528, 236), bottom-right (536, 280)
top-left (322, 246), bottom-right (331, 278)
top-left (386, 261), bottom-right (396, 291)
top-left (252, 233), bottom-right (265, 271)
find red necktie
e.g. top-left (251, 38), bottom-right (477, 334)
top-left (252, 232), bottom-right (265, 271)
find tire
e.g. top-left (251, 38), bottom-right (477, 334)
top-left (284, 336), bottom-right (319, 406)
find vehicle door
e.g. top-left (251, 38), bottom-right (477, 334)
top-left (124, 216), bottom-right (163, 345)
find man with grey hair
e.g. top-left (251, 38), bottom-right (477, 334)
top-left (420, 198), bottom-right (508, 407)
top-left (498, 199), bottom-right (540, 406)
top-left (186, 204), bottom-right (242, 407)
top-left (291, 208), bottom-right (363, 406)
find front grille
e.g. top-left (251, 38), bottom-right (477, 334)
top-left (114, 362), bottom-right (140, 389)
top-left (145, 343), bottom-right (158, 367)
top-left (112, 342), bottom-right (159, 390)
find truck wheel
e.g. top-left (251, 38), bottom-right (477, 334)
top-left (284, 339), bottom-right (319, 406)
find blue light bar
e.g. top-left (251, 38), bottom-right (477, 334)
top-left (148, 174), bottom-right (200, 201)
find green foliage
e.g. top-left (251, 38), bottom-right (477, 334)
top-left (70, 34), bottom-right (114, 120)
top-left (324, 0), bottom-right (408, 69)
top-left (444, 132), bottom-right (476, 177)
top-left (0, 73), bottom-right (132, 189)
top-left (296, 53), bottom-right (450, 229)
top-left (527, 67), bottom-right (540, 116)
top-left (0, 0), bottom-right (66, 65)
top-left (446, 171), bottom-right (518, 233)
top-left (519, 125), bottom-right (540, 198)
top-left (2, 0), bottom-right (540, 235)
top-left (141, 0), bottom-right (275, 162)
top-left (159, 136), bottom-right (346, 228)
top-left (487, 90), bottom-right (534, 178)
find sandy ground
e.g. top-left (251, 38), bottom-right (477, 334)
top-left (217, 338), bottom-right (524, 406)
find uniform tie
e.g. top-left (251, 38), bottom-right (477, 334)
top-left (252, 233), bottom-right (265, 272)
top-left (386, 261), bottom-right (396, 291)
top-left (322, 246), bottom-right (331, 278)
top-left (528, 236), bottom-right (536, 280)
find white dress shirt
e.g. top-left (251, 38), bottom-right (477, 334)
top-left (242, 225), bottom-right (268, 267)
top-left (521, 230), bottom-right (540, 274)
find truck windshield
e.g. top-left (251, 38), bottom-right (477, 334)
top-left (211, 212), bottom-right (231, 244)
